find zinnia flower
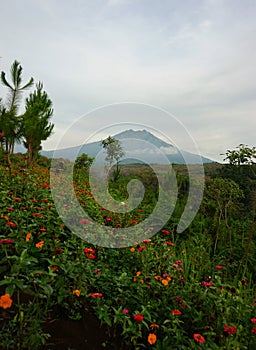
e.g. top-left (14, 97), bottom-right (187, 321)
top-left (73, 289), bottom-right (81, 297)
top-left (172, 309), bottom-right (182, 315)
top-left (150, 323), bottom-right (159, 330)
top-left (148, 333), bottom-right (157, 345)
top-left (35, 240), bottom-right (44, 248)
top-left (0, 239), bottom-right (14, 244)
top-left (162, 279), bottom-right (169, 286)
top-left (133, 314), bottom-right (144, 322)
top-left (193, 333), bottom-right (205, 343)
top-left (6, 221), bottom-right (16, 227)
top-left (223, 325), bottom-right (237, 335)
top-left (216, 265), bottom-right (223, 270)
top-left (26, 233), bottom-right (32, 242)
top-left (91, 292), bottom-right (103, 298)
top-left (202, 281), bottom-right (214, 287)
top-left (0, 293), bottom-right (13, 309)
top-left (121, 308), bottom-right (129, 314)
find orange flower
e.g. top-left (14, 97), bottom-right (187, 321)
top-left (73, 289), bottom-right (81, 297)
top-left (150, 323), bottom-right (160, 330)
top-left (35, 240), bottom-right (44, 248)
top-left (136, 271), bottom-right (141, 276)
top-left (0, 293), bottom-right (13, 309)
top-left (26, 233), bottom-right (32, 242)
top-left (161, 279), bottom-right (168, 286)
top-left (193, 333), bottom-right (205, 343)
top-left (130, 247), bottom-right (135, 253)
top-left (148, 333), bottom-right (157, 345)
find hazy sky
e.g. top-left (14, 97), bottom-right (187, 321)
top-left (0, 0), bottom-right (255, 162)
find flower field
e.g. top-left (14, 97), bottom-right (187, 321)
top-left (1, 155), bottom-right (256, 349)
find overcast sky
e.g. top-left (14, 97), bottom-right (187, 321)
top-left (0, 0), bottom-right (255, 162)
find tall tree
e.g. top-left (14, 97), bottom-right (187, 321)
top-left (0, 60), bottom-right (34, 163)
top-left (21, 82), bottom-right (54, 165)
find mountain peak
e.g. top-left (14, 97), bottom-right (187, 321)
top-left (114, 129), bottom-right (173, 149)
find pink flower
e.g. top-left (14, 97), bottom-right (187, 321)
top-left (122, 308), bottom-right (129, 314)
top-left (0, 239), bottom-right (14, 244)
top-left (216, 265), bottom-right (223, 270)
top-left (176, 260), bottom-right (183, 266)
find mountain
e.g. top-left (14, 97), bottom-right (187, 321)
top-left (41, 129), bottom-right (214, 164)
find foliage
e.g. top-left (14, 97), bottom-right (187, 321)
top-left (74, 153), bottom-right (94, 170)
top-left (0, 60), bottom-right (54, 166)
top-left (102, 136), bottom-right (125, 181)
top-left (21, 82), bottom-right (54, 165)
top-left (223, 144), bottom-right (256, 166)
top-left (0, 60), bottom-right (34, 164)
top-left (0, 154), bottom-right (256, 349)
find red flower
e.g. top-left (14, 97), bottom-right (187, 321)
top-left (86, 254), bottom-right (96, 260)
top-left (138, 246), bottom-right (146, 252)
top-left (0, 239), bottom-right (14, 244)
top-left (39, 228), bottom-right (46, 232)
top-left (216, 265), bottom-right (223, 270)
top-left (252, 327), bottom-right (256, 334)
top-left (251, 318), bottom-right (256, 324)
top-left (83, 248), bottom-right (96, 254)
top-left (172, 309), bottom-right (182, 315)
top-left (91, 293), bottom-right (103, 298)
top-left (54, 247), bottom-right (63, 255)
top-left (6, 221), bottom-right (16, 227)
top-left (193, 334), bottom-right (205, 343)
top-left (13, 198), bottom-right (21, 202)
top-left (161, 229), bottom-right (170, 235)
top-left (202, 282), bottom-right (214, 287)
top-left (133, 314), bottom-right (144, 322)
top-left (223, 325), bottom-right (237, 335)
top-left (42, 182), bottom-right (50, 188)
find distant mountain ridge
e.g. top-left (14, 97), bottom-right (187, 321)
top-left (41, 129), bottom-right (214, 164)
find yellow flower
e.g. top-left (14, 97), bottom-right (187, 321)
top-left (0, 294), bottom-right (13, 309)
top-left (35, 240), bottom-right (44, 248)
top-left (73, 289), bottom-right (81, 297)
top-left (148, 333), bottom-right (157, 345)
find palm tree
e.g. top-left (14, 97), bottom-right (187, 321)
top-left (1, 60), bottom-right (34, 164)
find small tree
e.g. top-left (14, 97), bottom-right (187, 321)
top-left (101, 136), bottom-right (125, 180)
top-left (21, 82), bottom-right (54, 165)
top-left (74, 153), bottom-right (94, 170)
